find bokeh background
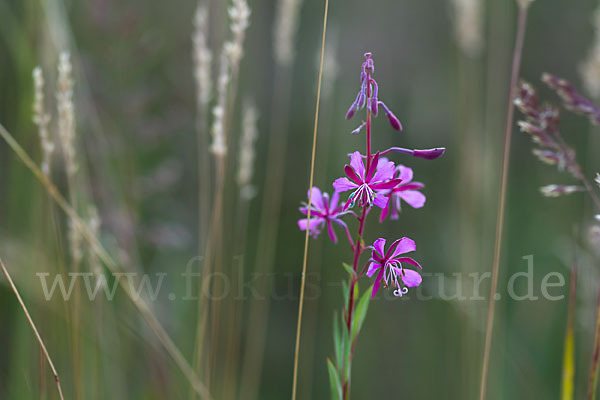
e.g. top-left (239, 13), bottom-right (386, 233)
top-left (1, 0), bottom-right (600, 399)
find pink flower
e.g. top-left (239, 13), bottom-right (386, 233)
top-left (367, 237), bottom-right (422, 298)
top-left (297, 187), bottom-right (350, 243)
top-left (379, 163), bottom-right (426, 222)
top-left (333, 151), bottom-right (402, 210)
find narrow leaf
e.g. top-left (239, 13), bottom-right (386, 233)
top-left (342, 262), bottom-right (356, 278)
top-left (351, 285), bottom-right (373, 340)
top-left (342, 280), bottom-right (350, 306)
top-left (327, 358), bottom-right (343, 400)
top-left (561, 266), bottom-right (576, 400)
top-left (333, 311), bottom-right (342, 367)
top-left (341, 318), bottom-right (351, 382)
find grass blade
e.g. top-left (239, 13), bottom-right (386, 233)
top-left (0, 258), bottom-right (65, 400)
top-left (562, 265), bottom-right (577, 400)
top-left (588, 287), bottom-right (600, 400)
top-left (290, 1), bottom-right (329, 399)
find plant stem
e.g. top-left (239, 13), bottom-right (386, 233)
top-left (290, 1), bottom-right (329, 398)
top-left (0, 258), bottom-right (66, 400)
top-left (479, 4), bottom-right (529, 400)
top-left (342, 68), bottom-right (374, 400)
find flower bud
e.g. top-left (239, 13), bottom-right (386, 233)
top-left (413, 148), bottom-right (446, 160)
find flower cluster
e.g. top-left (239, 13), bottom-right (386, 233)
top-left (514, 75), bottom-right (599, 197)
top-left (297, 52), bottom-right (445, 298)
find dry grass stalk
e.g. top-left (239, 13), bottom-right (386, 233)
top-left (0, 258), bottom-right (66, 400)
top-left (479, 2), bottom-right (533, 399)
top-left (0, 122), bottom-right (212, 400)
top-left (291, 1), bottom-right (329, 399)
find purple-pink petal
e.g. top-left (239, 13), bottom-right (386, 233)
top-left (370, 178), bottom-right (403, 190)
top-left (307, 187), bottom-right (325, 212)
top-left (330, 191), bottom-right (340, 211)
top-left (398, 190), bottom-right (426, 209)
top-left (388, 237), bottom-right (416, 258)
top-left (366, 262), bottom-right (380, 278)
top-left (397, 165), bottom-right (413, 183)
top-left (372, 159), bottom-right (396, 183)
top-left (298, 218), bottom-right (322, 232)
top-left (366, 152), bottom-right (380, 181)
top-left (379, 194), bottom-right (392, 222)
top-left (333, 177), bottom-right (358, 192)
top-left (344, 164), bottom-right (362, 185)
top-left (371, 269), bottom-right (384, 298)
top-left (400, 269), bottom-right (422, 287)
top-left (373, 238), bottom-right (386, 257)
top-left (373, 194), bottom-right (388, 208)
top-left (397, 257), bottom-right (422, 270)
top-left (349, 151), bottom-right (366, 179)
top-left (326, 220), bottom-right (337, 243)
top-left (398, 182), bottom-right (425, 191)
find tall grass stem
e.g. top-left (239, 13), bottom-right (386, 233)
top-left (0, 258), bottom-right (66, 400)
top-left (479, 4), bottom-right (529, 399)
top-left (290, 1), bottom-right (329, 399)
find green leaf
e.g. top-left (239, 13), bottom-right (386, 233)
top-left (351, 285), bottom-right (373, 340)
top-left (342, 262), bottom-right (356, 278)
top-left (327, 358), bottom-right (343, 400)
top-left (342, 280), bottom-right (350, 305)
top-left (342, 320), bottom-right (351, 382)
top-left (333, 311), bottom-right (342, 367)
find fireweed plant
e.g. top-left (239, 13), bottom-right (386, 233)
top-left (297, 53), bottom-right (445, 399)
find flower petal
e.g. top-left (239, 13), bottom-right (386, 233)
top-left (387, 237), bottom-right (416, 258)
top-left (371, 269), bottom-right (384, 298)
top-left (372, 238), bottom-right (386, 258)
top-left (371, 178), bottom-right (402, 190)
top-left (330, 191), bottom-right (340, 211)
top-left (397, 257), bottom-right (422, 269)
top-left (349, 151), bottom-right (366, 180)
top-left (366, 152), bottom-right (380, 181)
top-left (307, 187), bottom-right (325, 212)
top-left (372, 159), bottom-right (396, 183)
top-left (326, 220), bottom-right (338, 243)
top-left (366, 262), bottom-right (380, 277)
top-left (399, 182), bottom-right (425, 191)
top-left (379, 194), bottom-right (392, 222)
top-left (373, 193), bottom-right (388, 208)
top-left (398, 190), bottom-right (426, 208)
top-left (333, 177), bottom-right (358, 192)
top-left (344, 164), bottom-right (362, 185)
top-left (297, 218), bottom-right (322, 232)
top-left (396, 165), bottom-right (413, 183)
top-left (401, 269), bottom-right (422, 287)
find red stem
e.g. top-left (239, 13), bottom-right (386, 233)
top-left (342, 69), bottom-right (373, 399)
